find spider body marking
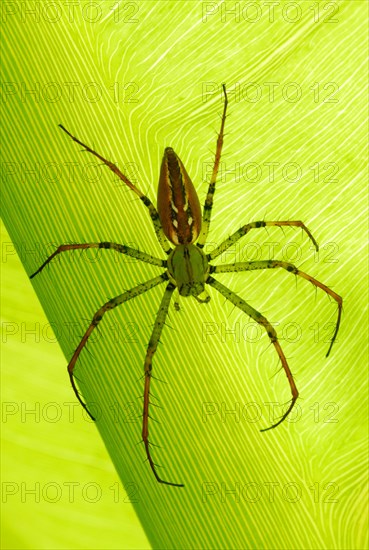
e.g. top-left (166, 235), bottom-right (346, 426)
top-left (30, 85), bottom-right (342, 487)
top-left (158, 146), bottom-right (210, 299)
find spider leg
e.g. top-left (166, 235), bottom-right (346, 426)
top-left (141, 282), bottom-right (184, 487)
top-left (30, 242), bottom-right (166, 279)
top-left (66, 273), bottom-right (169, 420)
top-left (206, 275), bottom-right (298, 431)
top-left (211, 260), bottom-right (342, 356)
top-left (59, 125), bottom-right (172, 255)
top-left (208, 220), bottom-right (319, 261)
top-left (197, 84), bottom-right (228, 248)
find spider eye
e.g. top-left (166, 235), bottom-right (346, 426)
top-left (179, 282), bottom-right (205, 297)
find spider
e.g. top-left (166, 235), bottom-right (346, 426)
top-left (30, 85), bottom-right (342, 487)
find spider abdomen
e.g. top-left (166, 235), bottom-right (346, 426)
top-left (157, 147), bottom-right (202, 245)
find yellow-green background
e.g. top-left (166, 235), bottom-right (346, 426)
top-left (1, 1), bottom-right (368, 549)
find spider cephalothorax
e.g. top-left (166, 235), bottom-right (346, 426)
top-left (31, 85), bottom-right (342, 487)
top-left (167, 244), bottom-right (209, 298)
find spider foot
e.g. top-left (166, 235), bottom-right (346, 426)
top-left (69, 372), bottom-right (96, 421)
top-left (260, 398), bottom-right (297, 432)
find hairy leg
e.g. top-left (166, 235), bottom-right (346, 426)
top-left (197, 84), bottom-right (228, 248)
top-left (207, 275), bottom-right (298, 430)
top-left (66, 273), bottom-right (169, 419)
top-left (59, 125), bottom-right (172, 254)
top-left (30, 242), bottom-right (166, 279)
top-left (210, 260), bottom-right (342, 356)
top-left (141, 282), bottom-right (184, 487)
top-left (208, 220), bottom-right (318, 261)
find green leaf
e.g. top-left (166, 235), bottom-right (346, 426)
top-left (2, 1), bottom-right (368, 548)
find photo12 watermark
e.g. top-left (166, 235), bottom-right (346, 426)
top-left (201, 400), bottom-right (340, 426)
top-left (201, 480), bottom-right (339, 503)
top-left (201, 81), bottom-right (340, 104)
top-left (1, 81), bottom-right (140, 104)
top-left (1, 480), bottom-right (140, 504)
top-left (201, 2), bottom-right (340, 24)
top-left (1, 2), bottom-right (140, 24)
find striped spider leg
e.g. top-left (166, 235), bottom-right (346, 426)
top-left (30, 138), bottom-right (181, 484)
top-left (31, 84), bottom-right (342, 488)
top-left (207, 261), bottom-right (342, 431)
top-left (205, 228), bottom-right (342, 431)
